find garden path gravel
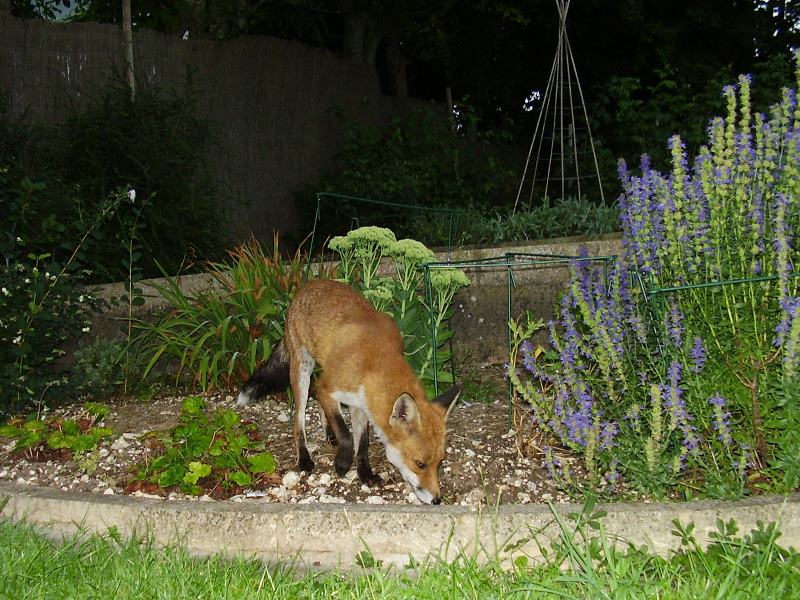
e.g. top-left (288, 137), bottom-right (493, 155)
top-left (0, 391), bottom-right (573, 507)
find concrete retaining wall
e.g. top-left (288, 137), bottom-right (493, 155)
top-left (92, 234), bottom-right (624, 363)
top-left (2, 482), bottom-right (797, 569)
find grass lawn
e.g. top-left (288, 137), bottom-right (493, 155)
top-left (1, 512), bottom-right (798, 600)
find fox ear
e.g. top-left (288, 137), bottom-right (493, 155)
top-left (390, 393), bottom-right (420, 428)
top-left (432, 385), bottom-right (461, 421)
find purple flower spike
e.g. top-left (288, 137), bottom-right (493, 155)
top-left (690, 337), bottom-right (707, 373)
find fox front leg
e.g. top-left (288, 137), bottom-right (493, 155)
top-left (350, 407), bottom-right (382, 487)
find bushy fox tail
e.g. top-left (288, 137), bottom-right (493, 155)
top-left (236, 340), bottom-right (290, 406)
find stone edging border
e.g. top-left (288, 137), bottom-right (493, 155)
top-left (1, 482), bottom-right (797, 570)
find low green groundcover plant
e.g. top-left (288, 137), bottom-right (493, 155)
top-left (511, 61), bottom-right (800, 499)
top-left (0, 507), bottom-right (797, 599)
top-left (132, 396), bottom-right (277, 496)
top-left (0, 402), bottom-right (112, 458)
top-left (327, 226), bottom-right (469, 393)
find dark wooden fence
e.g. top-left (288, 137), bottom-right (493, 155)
top-left (0, 12), bottom-right (424, 242)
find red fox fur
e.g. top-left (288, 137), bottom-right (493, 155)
top-left (237, 279), bottom-right (460, 504)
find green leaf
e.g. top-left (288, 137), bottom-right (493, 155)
top-left (71, 434), bottom-right (99, 454)
top-left (247, 452), bottom-right (277, 474)
top-left (61, 421), bottom-right (80, 436)
top-left (46, 430), bottom-right (69, 449)
top-left (183, 461), bottom-right (212, 484)
top-left (215, 408), bottom-right (240, 430)
top-left (158, 464), bottom-right (186, 488)
top-left (84, 402), bottom-right (110, 419)
top-left (182, 396), bottom-right (205, 414)
top-left (228, 471), bottom-right (251, 486)
top-left (0, 424), bottom-right (22, 438)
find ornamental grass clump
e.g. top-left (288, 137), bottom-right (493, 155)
top-left (511, 59), bottom-right (800, 498)
top-left (328, 227), bottom-right (469, 392)
top-left (129, 235), bottom-right (305, 392)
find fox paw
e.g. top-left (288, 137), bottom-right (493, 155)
top-left (334, 452), bottom-right (353, 476)
top-left (357, 468), bottom-right (383, 488)
top-left (297, 448), bottom-right (315, 473)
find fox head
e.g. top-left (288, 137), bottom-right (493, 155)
top-left (383, 385), bottom-right (461, 505)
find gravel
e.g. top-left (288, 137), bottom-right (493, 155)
top-left (0, 392), bottom-right (572, 507)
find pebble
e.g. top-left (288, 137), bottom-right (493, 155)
top-left (131, 490), bottom-right (160, 499)
top-left (111, 437), bottom-right (130, 451)
top-left (276, 412), bottom-right (290, 423)
top-left (366, 496), bottom-right (385, 504)
top-left (464, 488), bottom-right (485, 504)
top-left (318, 473), bottom-right (331, 486)
top-left (319, 494), bottom-right (345, 504)
top-left (103, 488), bottom-right (115, 495)
top-left (282, 471), bottom-right (301, 489)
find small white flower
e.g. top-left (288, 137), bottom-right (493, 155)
top-left (12, 335), bottom-right (22, 345)
top-left (81, 326), bottom-right (91, 333)
top-left (16, 237), bottom-right (22, 243)
top-left (78, 295), bottom-right (85, 303)
top-left (24, 278), bottom-right (30, 284)
top-left (1, 287), bottom-right (9, 296)
top-left (127, 189), bottom-right (137, 202)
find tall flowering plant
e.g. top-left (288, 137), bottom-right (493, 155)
top-left (511, 59), bottom-right (800, 497)
top-left (328, 227), bottom-right (469, 393)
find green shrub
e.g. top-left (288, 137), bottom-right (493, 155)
top-left (412, 196), bottom-right (620, 247)
top-left (129, 236), bottom-right (306, 392)
top-left (305, 105), bottom-right (518, 246)
top-left (72, 338), bottom-right (128, 399)
top-left (1, 81), bottom-right (223, 284)
top-left (133, 396), bottom-right (276, 496)
top-left (0, 179), bottom-right (132, 416)
top-left (511, 63), bottom-right (800, 498)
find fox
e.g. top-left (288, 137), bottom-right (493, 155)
top-left (236, 278), bottom-right (460, 505)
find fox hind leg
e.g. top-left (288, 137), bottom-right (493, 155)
top-left (291, 348), bottom-right (315, 473)
top-left (317, 379), bottom-right (355, 477)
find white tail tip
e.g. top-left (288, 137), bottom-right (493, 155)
top-left (236, 390), bottom-right (253, 407)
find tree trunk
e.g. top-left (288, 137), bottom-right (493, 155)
top-left (381, 28), bottom-right (407, 97)
top-left (341, 10), bottom-right (371, 63)
top-left (121, 0), bottom-right (136, 99)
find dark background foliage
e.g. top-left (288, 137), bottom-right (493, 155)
top-left (1, 81), bottom-right (223, 283)
top-left (14, 0), bottom-right (795, 203)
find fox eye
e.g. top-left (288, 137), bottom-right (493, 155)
top-left (415, 460), bottom-right (427, 469)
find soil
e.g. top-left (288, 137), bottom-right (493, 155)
top-left (0, 378), bottom-right (574, 507)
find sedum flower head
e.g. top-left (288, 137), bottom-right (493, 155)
top-left (430, 268), bottom-right (470, 291)
top-left (328, 235), bottom-right (352, 253)
top-left (345, 226), bottom-right (397, 249)
top-left (389, 239), bottom-right (435, 265)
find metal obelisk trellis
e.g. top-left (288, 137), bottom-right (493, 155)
top-left (513, 0), bottom-right (605, 211)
